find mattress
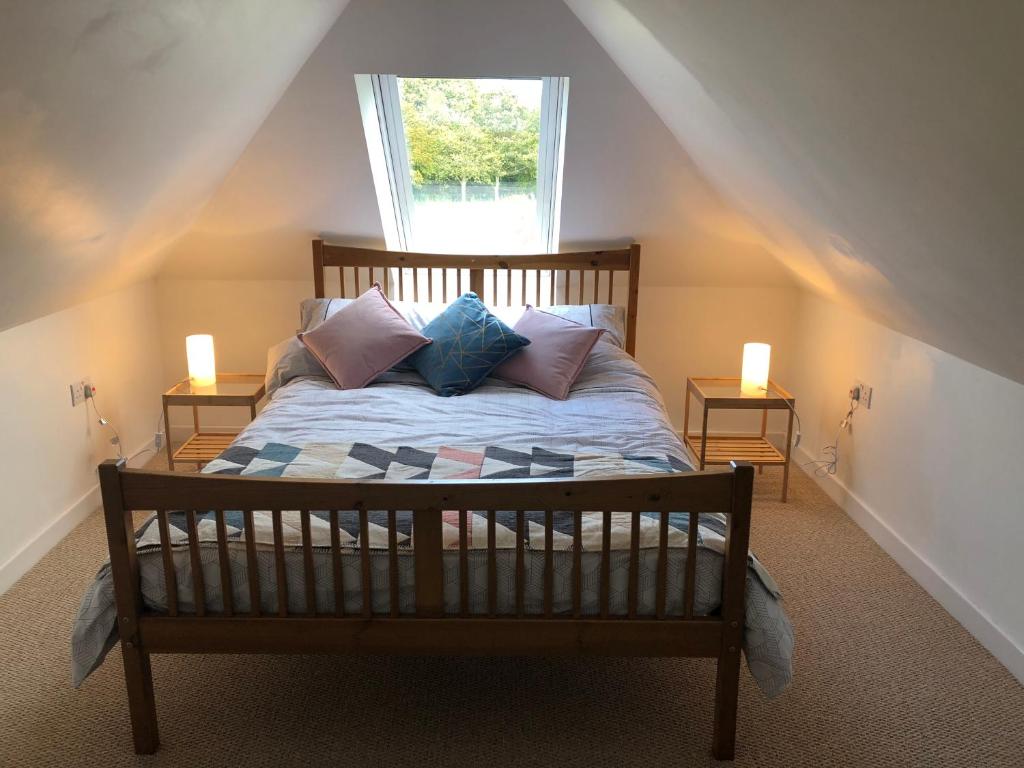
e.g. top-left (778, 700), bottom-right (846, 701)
top-left (72, 339), bottom-right (794, 697)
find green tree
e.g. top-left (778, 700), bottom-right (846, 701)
top-left (398, 78), bottom-right (540, 201)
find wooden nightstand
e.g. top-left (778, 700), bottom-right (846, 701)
top-left (683, 376), bottom-right (796, 501)
top-left (162, 373), bottom-right (265, 470)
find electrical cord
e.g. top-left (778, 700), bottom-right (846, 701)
top-left (803, 397), bottom-right (859, 477)
top-left (756, 385), bottom-right (802, 450)
top-left (86, 389), bottom-right (125, 460)
top-left (775, 391), bottom-right (802, 450)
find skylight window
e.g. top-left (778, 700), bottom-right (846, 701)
top-left (356, 75), bottom-right (569, 254)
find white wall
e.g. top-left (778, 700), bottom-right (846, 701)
top-left (156, 278), bottom-right (309, 434)
top-left (640, 285), bottom-right (799, 432)
top-left (0, 281), bottom-right (165, 593)
top-left (567, 0), bottom-right (1024, 386)
top-left (0, 1), bottom-right (349, 332)
top-left (791, 292), bottom-right (1024, 682)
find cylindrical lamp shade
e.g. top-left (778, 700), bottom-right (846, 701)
top-left (740, 342), bottom-right (771, 397)
top-left (186, 334), bottom-right (217, 388)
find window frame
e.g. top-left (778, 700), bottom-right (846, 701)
top-left (355, 73), bottom-right (570, 254)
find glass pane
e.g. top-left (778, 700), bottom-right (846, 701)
top-left (168, 377), bottom-right (263, 397)
top-left (691, 378), bottom-right (785, 400)
top-left (397, 77), bottom-right (543, 253)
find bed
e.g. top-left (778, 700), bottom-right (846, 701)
top-left (75, 241), bottom-right (793, 760)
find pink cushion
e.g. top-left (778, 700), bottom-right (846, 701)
top-left (493, 306), bottom-right (604, 400)
top-left (298, 284), bottom-right (430, 389)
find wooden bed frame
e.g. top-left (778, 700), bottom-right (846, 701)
top-left (97, 242), bottom-right (755, 760)
top-left (311, 239), bottom-right (641, 355)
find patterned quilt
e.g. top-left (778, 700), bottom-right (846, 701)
top-left (204, 441), bottom-right (691, 480)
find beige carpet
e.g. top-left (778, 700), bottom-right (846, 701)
top-left (1, 462), bottom-right (1022, 767)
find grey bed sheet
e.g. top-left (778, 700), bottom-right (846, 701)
top-left (72, 341), bottom-right (794, 697)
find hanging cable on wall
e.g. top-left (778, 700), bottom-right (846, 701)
top-left (85, 386), bottom-right (124, 460)
top-left (803, 397), bottom-right (859, 477)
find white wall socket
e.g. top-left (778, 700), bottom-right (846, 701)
top-left (69, 377), bottom-right (93, 407)
top-left (851, 380), bottom-right (873, 409)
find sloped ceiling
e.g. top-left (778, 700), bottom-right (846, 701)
top-left (565, 0), bottom-right (1024, 385)
top-left (0, 0), bottom-right (349, 332)
top-left (158, 0), bottom-right (792, 290)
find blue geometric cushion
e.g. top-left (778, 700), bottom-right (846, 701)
top-left (408, 293), bottom-right (530, 396)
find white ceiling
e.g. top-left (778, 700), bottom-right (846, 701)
top-left (565, 0), bottom-right (1024, 384)
top-left (157, 0), bottom-right (793, 292)
top-left (3, 0), bottom-right (1021, 385)
top-left (0, 0), bottom-right (349, 332)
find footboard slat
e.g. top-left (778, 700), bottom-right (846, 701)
top-left (156, 511), bottom-right (178, 617)
top-left (628, 510), bottom-right (640, 618)
top-left (271, 510), bottom-right (288, 617)
top-left (656, 511), bottom-right (669, 620)
top-left (600, 510), bottom-right (611, 619)
top-left (214, 511), bottom-right (234, 616)
top-left (359, 510), bottom-right (371, 618)
top-left (572, 510), bottom-right (582, 619)
top-left (300, 511), bottom-right (316, 616)
top-left (458, 510), bottom-right (469, 617)
top-left (543, 510), bottom-right (554, 618)
top-left (243, 510), bottom-right (260, 617)
top-left (387, 510), bottom-right (399, 618)
top-left (329, 511), bottom-right (344, 617)
top-left (486, 511), bottom-right (497, 618)
top-left (185, 511), bottom-right (205, 617)
top-left (684, 510), bottom-right (699, 619)
top-left (515, 510), bottom-right (525, 617)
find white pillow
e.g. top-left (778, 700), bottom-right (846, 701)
top-left (299, 298), bottom-right (625, 349)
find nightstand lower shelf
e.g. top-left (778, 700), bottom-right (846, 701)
top-left (684, 434), bottom-right (785, 466)
top-left (172, 433), bottom-right (236, 466)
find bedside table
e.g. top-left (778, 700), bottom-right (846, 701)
top-left (683, 377), bottom-right (796, 501)
top-left (162, 373), bottom-right (265, 470)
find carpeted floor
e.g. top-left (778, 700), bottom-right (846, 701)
top-left (1, 462), bottom-right (1022, 767)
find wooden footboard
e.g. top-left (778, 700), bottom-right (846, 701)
top-left (98, 459), bottom-right (753, 760)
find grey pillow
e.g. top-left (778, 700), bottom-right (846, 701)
top-left (537, 305), bottom-right (626, 350)
top-left (265, 336), bottom-right (328, 398)
top-left (299, 298), bottom-right (626, 349)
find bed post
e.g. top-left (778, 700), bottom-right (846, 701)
top-left (312, 238), bottom-right (326, 298)
top-left (98, 459), bottom-right (159, 754)
top-left (712, 461), bottom-right (754, 761)
top-left (625, 244), bottom-right (640, 356)
top-left (412, 508), bottom-right (444, 616)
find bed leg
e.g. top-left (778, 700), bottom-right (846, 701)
top-left (120, 641), bottom-right (159, 754)
top-left (99, 459), bottom-right (160, 754)
top-left (711, 645), bottom-right (741, 760)
top-left (712, 461), bottom-right (753, 761)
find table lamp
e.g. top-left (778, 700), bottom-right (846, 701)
top-left (740, 342), bottom-right (770, 397)
top-left (186, 334), bottom-right (217, 389)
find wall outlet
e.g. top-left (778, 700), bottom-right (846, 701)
top-left (851, 380), bottom-right (873, 409)
top-left (69, 377), bottom-right (95, 407)
top-left (70, 380), bottom-right (86, 407)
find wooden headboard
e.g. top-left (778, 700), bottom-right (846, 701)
top-left (312, 240), bottom-right (641, 355)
